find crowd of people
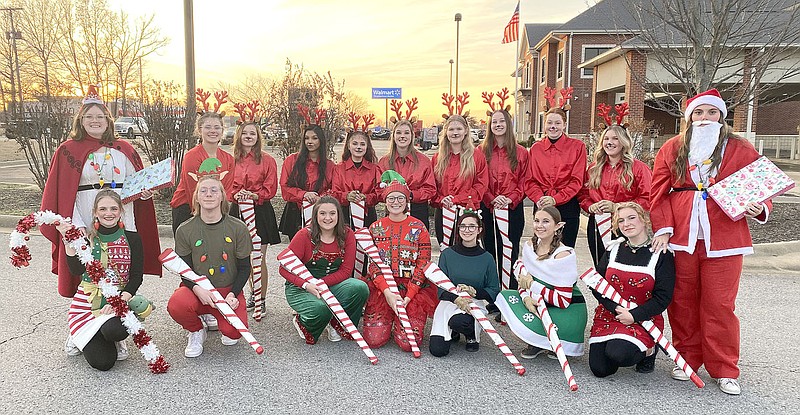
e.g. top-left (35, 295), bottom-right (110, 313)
top-left (40, 86), bottom-right (772, 396)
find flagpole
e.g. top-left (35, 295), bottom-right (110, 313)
top-left (514, 12), bottom-right (520, 142)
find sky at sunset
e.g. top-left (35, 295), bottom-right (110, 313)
top-left (108, 0), bottom-right (592, 125)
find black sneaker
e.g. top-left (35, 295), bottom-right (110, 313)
top-left (465, 339), bottom-right (479, 352)
top-left (246, 296), bottom-right (255, 311)
top-left (521, 345), bottom-right (550, 359)
top-left (450, 332), bottom-right (461, 343)
top-left (486, 303), bottom-right (499, 314)
top-left (635, 350), bottom-right (657, 373)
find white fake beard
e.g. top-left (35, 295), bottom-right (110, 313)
top-left (688, 121), bottom-right (722, 166)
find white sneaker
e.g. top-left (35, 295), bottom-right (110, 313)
top-left (221, 334), bottom-right (239, 346)
top-left (201, 314), bottom-right (218, 331)
top-left (115, 341), bottom-right (129, 361)
top-left (64, 336), bottom-right (81, 356)
top-left (717, 378), bottom-right (741, 395)
top-left (184, 328), bottom-right (207, 358)
top-left (672, 366), bottom-right (691, 381)
top-left (326, 325), bottom-right (342, 342)
top-left (292, 315), bottom-right (305, 339)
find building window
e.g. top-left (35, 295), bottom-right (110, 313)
top-left (524, 62), bottom-right (531, 88)
top-left (581, 45), bottom-right (613, 77)
top-left (557, 50), bottom-right (564, 80)
top-left (540, 57), bottom-right (546, 84)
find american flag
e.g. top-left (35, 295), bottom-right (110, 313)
top-left (502, 2), bottom-right (520, 44)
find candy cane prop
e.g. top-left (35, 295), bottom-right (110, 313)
top-left (159, 249), bottom-right (264, 355)
top-left (580, 268), bottom-right (705, 388)
top-left (277, 248), bottom-right (378, 364)
top-left (516, 262), bottom-right (579, 391)
top-left (238, 200), bottom-right (264, 321)
top-left (595, 212), bottom-right (613, 247)
top-left (350, 200), bottom-right (367, 279)
top-left (353, 228), bottom-right (421, 357)
top-left (440, 205), bottom-right (459, 249)
top-left (423, 262), bottom-right (525, 375)
top-left (494, 206), bottom-right (513, 290)
top-left (302, 200), bottom-right (313, 228)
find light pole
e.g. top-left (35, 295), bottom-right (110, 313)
top-left (184, 0), bottom-right (196, 118)
top-left (454, 13), bottom-right (461, 100)
top-left (449, 59), bottom-right (454, 96)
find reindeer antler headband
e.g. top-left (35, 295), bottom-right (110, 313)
top-left (543, 86), bottom-right (573, 111)
top-left (596, 102), bottom-right (630, 130)
top-left (389, 98), bottom-right (419, 124)
top-left (482, 87), bottom-right (511, 116)
top-left (347, 112), bottom-right (376, 133)
top-left (442, 92), bottom-right (470, 119)
top-left (297, 104), bottom-right (326, 127)
top-left (196, 88), bottom-right (229, 115)
top-left (233, 100), bottom-right (261, 124)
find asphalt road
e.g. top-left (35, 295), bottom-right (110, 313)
top-left (1, 229), bottom-right (798, 414)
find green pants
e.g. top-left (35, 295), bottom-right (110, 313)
top-left (285, 278), bottom-right (369, 341)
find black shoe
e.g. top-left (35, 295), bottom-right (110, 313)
top-left (486, 304), bottom-right (499, 314)
top-left (246, 296), bottom-right (255, 311)
top-left (635, 350), bottom-right (657, 373)
top-left (465, 339), bottom-right (479, 352)
top-left (521, 345), bottom-right (552, 359)
top-left (494, 312), bottom-right (503, 323)
top-left (450, 332), bottom-right (460, 343)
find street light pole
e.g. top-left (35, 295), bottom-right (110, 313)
top-left (449, 59), bottom-right (454, 96)
top-left (184, 0), bottom-right (196, 117)
top-left (2, 7), bottom-right (23, 114)
top-left (454, 13), bottom-right (461, 100)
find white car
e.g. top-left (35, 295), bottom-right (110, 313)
top-left (114, 117), bottom-right (149, 138)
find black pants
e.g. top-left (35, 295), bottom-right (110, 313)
top-left (83, 317), bottom-right (129, 371)
top-left (481, 203), bottom-right (525, 291)
top-left (341, 205), bottom-right (377, 229)
top-left (589, 339), bottom-right (645, 378)
top-left (410, 203), bottom-right (430, 230)
top-left (434, 206), bottom-right (469, 247)
top-left (429, 313), bottom-right (475, 357)
top-left (171, 204), bottom-right (192, 236)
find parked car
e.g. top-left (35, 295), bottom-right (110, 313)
top-left (470, 129), bottom-right (481, 144)
top-left (372, 129), bottom-right (391, 140)
top-left (222, 125), bottom-right (237, 145)
top-left (114, 117), bottom-right (149, 138)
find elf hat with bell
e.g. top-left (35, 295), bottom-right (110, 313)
top-left (379, 170), bottom-right (410, 200)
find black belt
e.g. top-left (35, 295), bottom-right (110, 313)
top-left (671, 187), bottom-right (699, 192)
top-left (77, 183), bottom-right (123, 191)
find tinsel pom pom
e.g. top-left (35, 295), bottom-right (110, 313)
top-left (86, 261), bottom-right (106, 284)
top-left (10, 246), bottom-right (31, 268)
top-left (107, 295), bottom-right (129, 317)
top-left (148, 355), bottom-right (170, 374)
top-left (133, 329), bottom-right (152, 348)
top-left (64, 227), bottom-right (83, 243)
top-left (15, 214), bottom-right (36, 233)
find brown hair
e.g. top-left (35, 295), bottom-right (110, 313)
top-left (69, 103), bottom-right (116, 142)
top-left (191, 175), bottom-right (231, 216)
top-left (480, 109), bottom-right (519, 171)
top-left (672, 120), bottom-right (737, 183)
top-left (532, 205), bottom-right (563, 260)
top-left (309, 195), bottom-right (347, 249)
top-left (545, 107), bottom-right (567, 123)
top-left (587, 125), bottom-right (635, 190)
top-left (341, 130), bottom-right (377, 163)
top-left (435, 114), bottom-right (475, 181)
top-left (233, 122), bottom-right (263, 164)
top-left (386, 120), bottom-right (420, 169)
top-left (453, 211), bottom-right (483, 247)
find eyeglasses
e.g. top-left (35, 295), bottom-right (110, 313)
top-left (199, 187), bottom-right (221, 195)
top-left (83, 115), bottom-right (107, 121)
top-left (386, 195), bottom-right (407, 203)
top-left (458, 224), bottom-right (479, 231)
top-left (202, 125), bottom-right (223, 131)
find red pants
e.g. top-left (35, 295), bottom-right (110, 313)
top-left (167, 285), bottom-right (248, 339)
top-left (361, 283), bottom-right (435, 352)
top-left (669, 242), bottom-right (743, 378)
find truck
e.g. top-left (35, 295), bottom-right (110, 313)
top-left (420, 127), bottom-right (439, 151)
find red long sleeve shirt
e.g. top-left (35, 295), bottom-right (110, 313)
top-left (366, 215), bottom-right (431, 300)
top-left (482, 143), bottom-right (530, 210)
top-left (331, 159), bottom-right (383, 207)
top-left (231, 151), bottom-right (278, 205)
top-left (525, 135), bottom-right (587, 205)
top-left (377, 152), bottom-right (437, 204)
top-left (170, 145), bottom-right (236, 208)
top-left (431, 150), bottom-right (489, 207)
top-left (279, 153), bottom-right (333, 205)
top-left (578, 159), bottom-right (652, 211)
top-left (279, 227), bottom-right (356, 287)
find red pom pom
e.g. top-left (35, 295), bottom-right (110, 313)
top-left (133, 329), bottom-right (152, 348)
top-left (106, 295), bottom-right (129, 316)
top-left (15, 214), bottom-right (36, 233)
top-left (148, 355), bottom-right (170, 374)
top-left (86, 261), bottom-right (106, 284)
top-left (10, 246), bottom-right (31, 268)
top-left (64, 227), bottom-right (83, 243)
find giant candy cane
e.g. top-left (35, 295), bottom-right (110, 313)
top-left (494, 206), bottom-right (513, 290)
top-left (354, 228), bottom-right (421, 357)
top-left (516, 261), bottom-right (579, 391)
top-left (423, 262), bottom-right (525, 375)
top-left (277, 248), bottom-right (378, 364)
top-left (159, 249), bottom-right (264, 355)
top-left (302, 200), bottom-right (313, 228)
top-left (350, 200), bottom-right (367, 279)
top-left (580, 268), bottom-right (705, 388)
top-left (440, 205), bottom-right (460, 249)
top-left (238, 200), bottom-right (265, 321)
top-left (595, 212), bottom-right (613, 247)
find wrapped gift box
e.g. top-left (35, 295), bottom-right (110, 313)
top-left (707, 156), bottom-right (795, 221)
top-left (120, 157), bottom-right (175, 203)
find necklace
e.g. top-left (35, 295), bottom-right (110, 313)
top-left (627, 237), bottom-right (652, 253)
top-left (88, 147), bottom-right (121, 188)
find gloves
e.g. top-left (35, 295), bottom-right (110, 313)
top-left (522, 296), bottom-right (538, 314)
top-left (454, 296), bottom-right (473, 313)
top-left (457, 284), bottom-right (477, 298)
top-left (517, 273), bottom-right (533, 290)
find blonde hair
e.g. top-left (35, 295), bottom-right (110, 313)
top-left (195, 112), bottom-right (224, 144)
top-left (386, 120), bottom-right (420, 169)
top-left (435, 115), bottom-right (475, 181)
top-left (191, 175), bottom-right (230, 216)
top-left (532, 206), bottom-right (563, 260)
top-left (86, 189), bottom-right (125, 241)
top-left (69, 103), bottom-right (116, 142)
top-left (611, 201), bottom-right (652, 238)
top-left (480, 109), bottom-right (519, 171)
top-left (587, 125), bottom-right (635, 190)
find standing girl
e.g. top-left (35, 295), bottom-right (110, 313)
top-left (332, 129), bottom-right (382, 228)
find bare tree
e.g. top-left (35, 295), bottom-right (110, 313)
top-left (15, 0), bottom-right (70, 100)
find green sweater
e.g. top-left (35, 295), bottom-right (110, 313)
top-left (437, 244), bottom-right (500, 302)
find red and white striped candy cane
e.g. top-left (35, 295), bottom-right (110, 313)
top-left (238, 200), bottom-right (265, 321)
top-left (302, 200), bottom-right (313, 228)
top-left (494, 206), bottom-right (513, 290)
top-left (159, 249), bottom-right (264, 355)
top-left (423, 262), bottom-right (525, 375)
top-left (440, 205), bottom-right (459, 249)
top-left (580, 268), bottom-right (705, 388)
top-left (353, 228), bottom-right (421, 357)
top-left (277, 248), bottom-right (378, 365)
top-left (516, 261), bottom-right (579, 391)
top-left (595, 212), bottom-right (613, 247)
top-left (350, 200), bottom-right (367, 279)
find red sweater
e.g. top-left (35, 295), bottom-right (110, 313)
top-left (279, 153), bottom-right (334, 205)
top-left (279, 227), bottom-right (356, 287)
top-left (170, 145), bottom-right (236, 207)
top-left (431, 150), bottom-right (489, 207)
top-left (231, 151), bottom-right (278, 205)
top-left (579, 159), bottom-right (652, 211)
top-left (525, 135), bottom-right (587, 205)
top-left (331, 159), bottom-right (383, 207)
top-left (482, 143), bottom-right (530, 210)
top-left (377, 152), bottom-right (437, 203)
top-left (367, 215), bottom-right (431, 300)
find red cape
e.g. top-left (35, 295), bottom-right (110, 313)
top-left (40, 137), bottom-right (162, 298)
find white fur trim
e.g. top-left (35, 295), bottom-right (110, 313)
top-left (685, 95), bottom-right (727, 121)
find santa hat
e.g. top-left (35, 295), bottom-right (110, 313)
top-left (83, 84), bottom-right (104, 106)
top-left (379, 170), bottom-right (410, 199)
top-left (684, 88), bottom-right (727, 121)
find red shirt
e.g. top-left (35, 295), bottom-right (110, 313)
top-left (431, 150), bottom-right (489, 207)
top-left (279, 227), bottom-right (356, 287)
top-left (170, 145), bottom-right (236, 208)
top-left (279, 153), bottom-right (334, 205)
top-left (331, 158), bottom-right (383, 207)
top-left (525, 135), bottom-right (587, 205)
top-left (578, 159), bottom-right (652, 211)
top-left (232, 151), bottom-right (278, 206)
top-left (377, 152), bottom-right (437, 203)
top-left (482, 143), bottom-right (530, 210)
